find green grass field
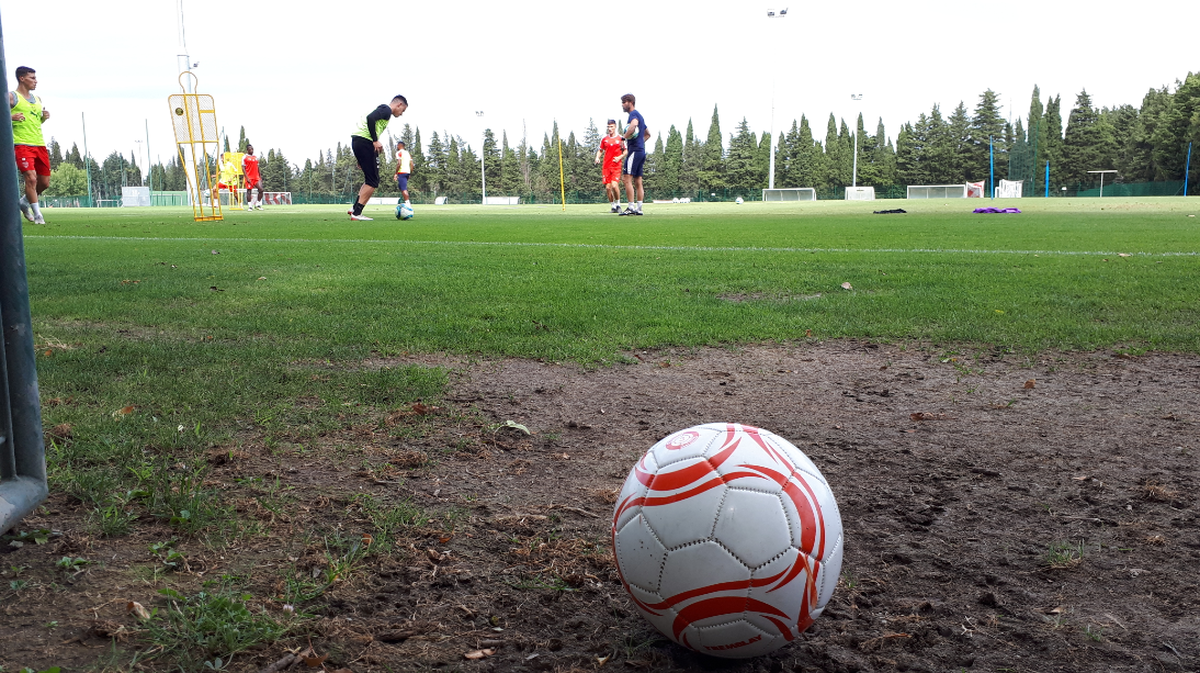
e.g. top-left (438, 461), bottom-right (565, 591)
top-left (13, 197), bottom-right (1200, 669)
top-left (26, 197), bottom-right (1200, 364)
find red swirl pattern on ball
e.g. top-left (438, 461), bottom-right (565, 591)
top-left (613, 424), bottom-right (830, 652)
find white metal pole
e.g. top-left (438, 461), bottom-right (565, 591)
top-left (765, 8), bottom-right (787, 191)
top-left (768, 81), bottom-right (776, 190)
top-left (476, 111), bottom-right (486, 204)
top-left (850, 94), bottom-right (863, 188)
top-left (145, 120), bottom-right (152, 198)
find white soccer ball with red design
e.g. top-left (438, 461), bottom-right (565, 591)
top-left (612, 423), bottom-right (844, 659)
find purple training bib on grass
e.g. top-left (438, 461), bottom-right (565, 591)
top-left (973, 207), bottom-right (1021, 214)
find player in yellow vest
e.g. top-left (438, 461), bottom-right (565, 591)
top-left (348, 95), bottom-right (407, 221)
top-left (9, 66), bottom-right (51, 224)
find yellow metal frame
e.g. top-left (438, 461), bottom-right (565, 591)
top-left (219, 151), bottom-right (246, 210)
top-left (168, 72), bottom-right (223, 222)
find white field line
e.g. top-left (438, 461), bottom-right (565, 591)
top-left (22, 235), bottom-right (1199, 257)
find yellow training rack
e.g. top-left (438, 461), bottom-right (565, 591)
top-left (168, 72), bottom-right (223, 222)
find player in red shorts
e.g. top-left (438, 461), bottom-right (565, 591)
top-left (9, 66), bottom-right (51, 224)
top-left (243, 144), bottom-right (263, 210)
top-left (595, 119), bottom-right (626, 213)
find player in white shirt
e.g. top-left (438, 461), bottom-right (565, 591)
top-left (394, 141), bottom-right (412, 206)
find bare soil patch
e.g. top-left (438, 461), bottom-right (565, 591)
top-left (3, 340), bottom-right (1198, 672)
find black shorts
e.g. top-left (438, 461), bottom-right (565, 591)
top-left (351, 136), bottom-right (381, 188)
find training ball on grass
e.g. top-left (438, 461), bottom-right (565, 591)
top-left (735, 196), bottom-right (744, 205)
top-left (612, 423), bottom-right (843, 659)
top-left (396, 204), bottom-right (414, 220)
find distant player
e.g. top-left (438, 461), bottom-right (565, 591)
top-left (243, 144), bottom-right (263, 210)
top-left (395, 140), bottom-right (412, 206)
top-left (595, 119), bottom-right (625, 213)
top-left (349, 95), bottom-right (408, 221)
top-left (9, 66), bottom-right (51, 224)
top-left (619, 93), bottom-right (647, 216)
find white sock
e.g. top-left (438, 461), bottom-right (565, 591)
top-left (31, 202), bottom-right (42, 218)
top-left (637, 201), bottom-right (643, 211)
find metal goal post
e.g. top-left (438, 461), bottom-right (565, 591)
top-left (906, 184), bottom-right (968, 199)
top-left (0, 25), bottom-right (49, 534)
top-left (762, 188), bottom-right (816, 202)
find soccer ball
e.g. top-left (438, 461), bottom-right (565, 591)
top-left (612, 423), bottom-right (844, 659)
top-left (396, 204), bottom-right (414, 220)
top-left (735, 196), bottom-right (744, 205)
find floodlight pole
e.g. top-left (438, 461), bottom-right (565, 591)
top-left (476, 111), bottom-right (486, 205)
top-left (765, 8), bottom-right (787, 191)
top-left (850, 94), bottom-right (863, 188)
top-left (1087, 170), bottom-right (1118, 197)
top-left (82, 112), bottom-right (93, 206)
top-left (146, 119), bottom-right (153, 200)
top-left (134, 140), bottom-right (143, 187)
top-left (176, 0), bottom-right (193, 93)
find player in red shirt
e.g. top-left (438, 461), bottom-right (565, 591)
top-left (243, 144), bottom-right (263, 210)
top-left (595, 119), bottom-right (626, 213)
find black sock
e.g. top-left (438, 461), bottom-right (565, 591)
top-left (353, 201), bottom-right (364, 216)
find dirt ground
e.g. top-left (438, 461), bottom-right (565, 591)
top-left (3, 340), bottom-right (1198, 673)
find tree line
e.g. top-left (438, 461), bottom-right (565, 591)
top-left (43, 70), bottom-right (1200, 201)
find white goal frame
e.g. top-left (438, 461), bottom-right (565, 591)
top-left (907, 184), bottom-right (968, 199)
top-left (845, 186), bottom-right (875, 201)
top-left (762, 187), bottom-right (816, 202)
top-left (996, 179), bottom-right (1023, 198)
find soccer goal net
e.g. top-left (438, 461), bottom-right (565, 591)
top-left (845, 186), bottom-right (875, 201)
top-left (762, 188), bottom-right (816, 202)
top-left (996, 179), bottom-right (1023, 198)
top-left (907, 184), bottom-right (968, 199)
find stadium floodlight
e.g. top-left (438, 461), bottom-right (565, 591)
top-left (1087, 170), bottom-right (1118, 197)
top-left (850, 94), bottom-right (863, 188)
top-left (475, 111), bottom-right (486, 204)
top-left (765, 8), bottom-right (788, 190)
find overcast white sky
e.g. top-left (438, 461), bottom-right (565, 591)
top-left (1, 0), bottom-right (1195, 171)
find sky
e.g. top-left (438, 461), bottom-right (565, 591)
top-left (1, 0), bottom-right (1196, 173)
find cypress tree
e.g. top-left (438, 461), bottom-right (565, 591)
top-left (699, 105), bottom-right (724, 192)
top-left (969, 90), bottom-right (1006, 183)
top-left (661, 125), bottom-right (683, 194)
top-left (824, 114), bottom-right (850, 188)
top-left (795, 115), bottom-right (822, 188)
top-left (1061, 89), bottom-right (1112, 186)
top-left (501, 132), bottom-right (520, 195)
top-left (1043, 95), bottom-right (1064, 186)
top-left (679, 119), bottom-right (701, 193)
top-left (755, 130), bottom-right (771, 189)
top-left (426, 132), bottom-right (447, 195)
top-left (483, 128), bottom-right (500, 195)
top-left (947, 102), bottom-right (971, 181)
top-left (725, 118), bottom-right (757, 190)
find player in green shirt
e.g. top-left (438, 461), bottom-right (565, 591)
top-left (348, 95), bottom-right (407, 221)
top-left (9, 66), bottom-right (51, 224)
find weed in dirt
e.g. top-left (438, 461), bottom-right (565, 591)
top-left (149, 539), bottom-right (187, 572)
top-left (1085, 624), bottom-right (1105, 642)
top-left (88, 501), bottom-right (137, 537)
top-left (136, 586), bottom-right (289, 671)
top-left (1044, 540), bottom-right (1085, 569)
top-left (349, 493), bottom-right (433, 550)
top-left (53, 556), bottom-right (91, 577)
